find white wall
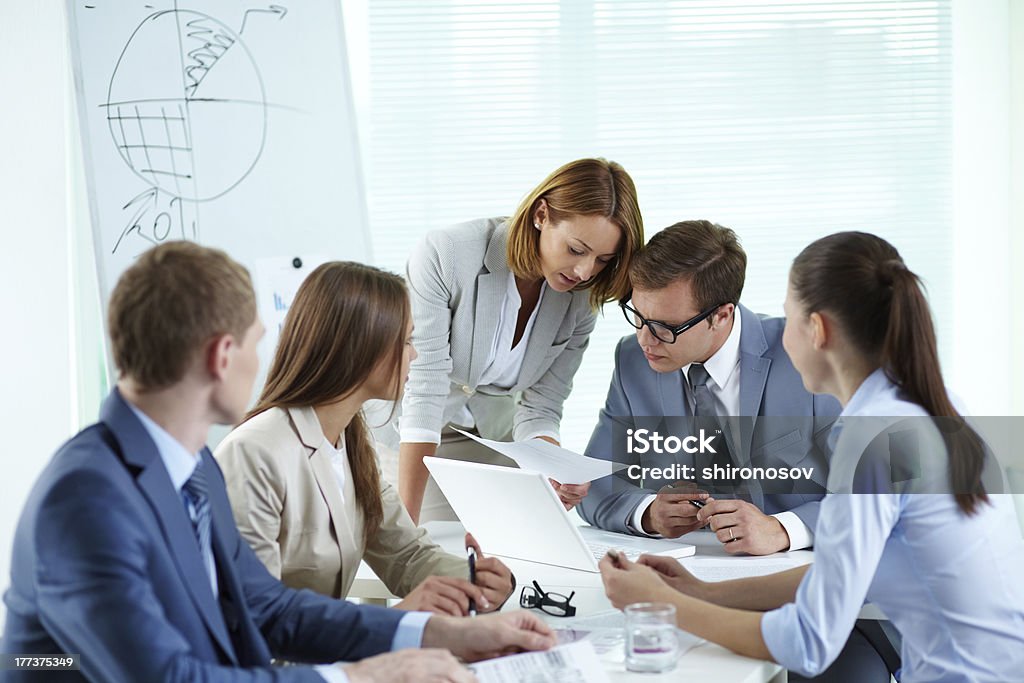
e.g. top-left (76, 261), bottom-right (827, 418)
top-left (1011, 0), bottom-right (1024, 415)
top-left (951, 0), bottom-right (1014, 415)
top-left (0, 3), bottom-right (74, 620)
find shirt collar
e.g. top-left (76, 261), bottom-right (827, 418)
top-left (683, 307), bottom-right (742, 389)
top-left (126, 401), bottom-right (200, 492)
top-left (840, 367), bottom-right (895, 418)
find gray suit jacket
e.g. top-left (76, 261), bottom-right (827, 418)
top-left (401, 217), bottom-right (596, 442)
top-left (578, 305), bottom-right (840, 536)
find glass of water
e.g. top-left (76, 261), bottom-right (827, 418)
top-left (624, 602), bottom-right (680, 673)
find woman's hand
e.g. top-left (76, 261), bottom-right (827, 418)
top-left (549, 478), bottom-right (590, 510)
top-left (637, 554), bottom-right (707, 599)
top-left (598, 551), bottom-right (676, 609)
top-left (395, 575), bottom-right (489, 616)
top-left (466, 533), bottom-right (515, 611)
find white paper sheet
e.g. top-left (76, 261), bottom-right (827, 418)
top-left (682, 557), bottom-right (806, 582)
top-left (468, 640), bottom-right (610, 683)
top-left (453, 429), bottom-right (625, 484)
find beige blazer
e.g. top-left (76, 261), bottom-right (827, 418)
top-left (400, 217), bottom-right (597, 443)
top-left (214, 406), bottom-right (466, 599)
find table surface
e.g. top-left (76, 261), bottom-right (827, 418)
top-left (353, 521), bottom-right (794, 682)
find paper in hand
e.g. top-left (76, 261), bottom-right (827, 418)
top-left (452, 429), bottom-right (625, 484)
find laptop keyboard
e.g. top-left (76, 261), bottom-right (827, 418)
top-left (586, 542), bottom-right (644, 562)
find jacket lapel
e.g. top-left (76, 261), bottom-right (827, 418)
top-left (287, 407), bottom-right (353, 572)
top-left (737, 305), bottom-right (771, 459)
top-left (102, 390), bottom-right (237, 664)
top-left (469, 224), bottom-right (511, 384)
top-left (657, 366), bottom-right (689, 418)
top-left (516, 288), bottom-right (571, 389)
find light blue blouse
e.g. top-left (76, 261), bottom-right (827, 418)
top-left (761, 369), bottom-right (1024, 682)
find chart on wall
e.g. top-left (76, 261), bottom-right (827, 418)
top-left (66, 0), bottom-right (370, 318)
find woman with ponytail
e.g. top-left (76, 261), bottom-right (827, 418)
top-left (215, 262), bottom-right (514, 616)
top-left (600, 232), bottom-right (1024, 682)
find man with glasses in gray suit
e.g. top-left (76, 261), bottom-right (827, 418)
top-left (578, 221), bottom-right (895, 682)
top-left (579, 220), bottom-right (839, 554)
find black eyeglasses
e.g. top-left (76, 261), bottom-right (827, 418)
top-left (520, 580), bottom-right (577, 617)
top-left (620, 297), bottom-right (727, 344)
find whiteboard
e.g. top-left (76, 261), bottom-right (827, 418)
top-left (66, 0), bottom-right (370, 338)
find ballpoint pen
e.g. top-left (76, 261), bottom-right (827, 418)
top-left (467, 546), bottom-right (478, 616)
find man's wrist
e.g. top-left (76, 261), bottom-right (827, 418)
top-left (771, 515), bottom-right (792, 552)
top-left (420, 614), bottom-right (452, 650)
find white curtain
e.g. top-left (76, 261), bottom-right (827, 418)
top-left (348, 0), bottom-right (953, 449)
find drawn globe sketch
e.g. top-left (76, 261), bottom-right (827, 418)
top-left (106, 10), bottom-right (267, 202)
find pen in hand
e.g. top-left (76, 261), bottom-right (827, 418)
top-left (658, 481), bottom-right (707, 510)
top-left (605, 549), bottom-right (627, 567)
top-left (467, 546), bottom-right (478, 616)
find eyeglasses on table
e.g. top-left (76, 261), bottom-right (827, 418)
top-left (519, 580), bottom-right (577, 617)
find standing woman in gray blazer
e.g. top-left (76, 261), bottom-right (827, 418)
top-left (399, 158), bottom-right (645, 524)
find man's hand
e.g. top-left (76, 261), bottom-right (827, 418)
top-left (343, 649), bottom-right (474, 683)
top-left (640, 484), bottom-right (709, 537)
top-left (395, 576), bottom-right (489, 616)
top-left (697, 498), bottom-right (791, 555)
top-left (636, 554), bottom-right (707, 599)
top-left (466, 533), bottom-right (514, 611)
top-left (422, 611), bottom-right (556, 662)
top-left (549, 479), bottom-right (590, 510)
top-left (598, 551), bottom-right (676, 610)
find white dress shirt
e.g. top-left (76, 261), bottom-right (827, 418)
top-left (628, 312), bottom-right (813, 550)
top-left (761, 369), bottom-right (1024, 680)
top-left (128, 403), bottom-right (218, 598)
top-left (403, 269), bottom-right (555, 443)
top-left (323, 436), bottom-right (349, 505)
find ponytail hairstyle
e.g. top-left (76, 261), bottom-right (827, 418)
top-left (789, 232), bottom-right (988, 515)
top-left (246, 262), bottom-right (411, 543)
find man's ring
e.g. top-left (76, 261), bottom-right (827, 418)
top-left (729, 528), bottom-right (735, 541)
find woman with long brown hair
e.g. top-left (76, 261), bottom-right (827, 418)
top-left (398, 157), bottom-right (645, 523)
top-left (599, 232), bottom-right (1024, 681)
top-left (215, 261), bottom-right (513, 615)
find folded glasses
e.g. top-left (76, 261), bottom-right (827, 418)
top-left (520, 580), bottom-right (577, 617)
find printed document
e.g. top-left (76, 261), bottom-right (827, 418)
top-left (468, 640), bottom-right (610, 683)
top-left (453, 429), bottom-right (625, 483)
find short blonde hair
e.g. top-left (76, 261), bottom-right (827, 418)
top-left (108, 241), bottom-right (256, 391)
top-left (506, 158), bottom-right (644, 309)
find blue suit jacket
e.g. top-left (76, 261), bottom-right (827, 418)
top-left (578, 305), bottom-right (841, 535)
top-left (1, 390), bottom-right (404, 682)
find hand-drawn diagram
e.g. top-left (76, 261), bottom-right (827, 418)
top-left (94, 2), bottom-right (288, 253)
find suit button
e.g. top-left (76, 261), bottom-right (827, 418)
top-left (461, 385), bottom-right (474, 395)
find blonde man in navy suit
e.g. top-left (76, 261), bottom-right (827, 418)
top-left (1, 242), bottom-right (553, 683)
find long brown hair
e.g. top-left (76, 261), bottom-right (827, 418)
top-left (246, 262), bottom-right (410, 541)
top-left (790, 232), bottom-right (988, 515)
top-left (506, 158), bottom-right (644, 309)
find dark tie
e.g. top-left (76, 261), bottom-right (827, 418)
top-left (687, 363), bottom-right (734, 490)
top-left (687, 363), bottom-right (718, 419)
top-left (183, 460), bottom-right (216, 592)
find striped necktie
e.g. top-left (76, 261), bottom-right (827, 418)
top-left (183, 460), bottom-right (216, 594)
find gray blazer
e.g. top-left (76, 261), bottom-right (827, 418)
top-left (578, 305), bottom-right (840, 535)
top-left (401, 217), bottom-right (596, 442)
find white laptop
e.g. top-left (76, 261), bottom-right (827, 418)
top-left (425, 458), bottom-right (696, 573)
